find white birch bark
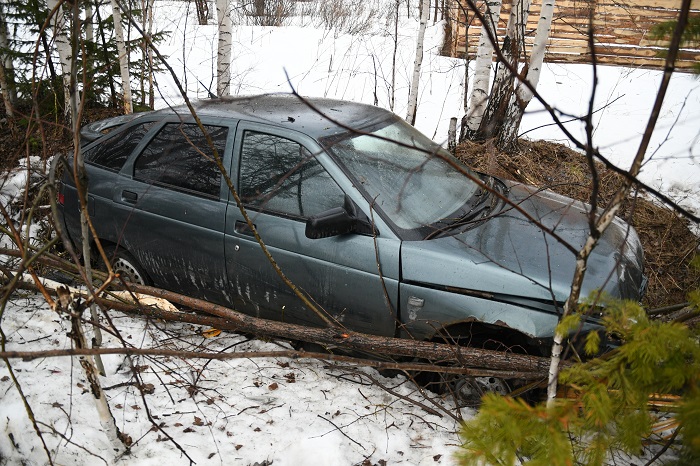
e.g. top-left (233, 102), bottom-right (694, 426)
top-left (522, 0), bottom-right (555, 103)
top-left (405, 0), bottom-right (430, 125)
top-left (46, 0), bottom-right (73, 124)
top-left (111, 0), bottom-right (132, 113)
top-left (68, 94), bottom-right (129, 453)
top-left (500, 0), bottom-right (556, 146)
top-left (0, 65), bottom-right (11, 119)
top-left (216, 0), bottom-right (232, 97)
top-left (0, 4), bottom-right (15, 118)
top-left (471, 0), bottom-right (529, 142)
top-left (66, 292), bottom-right (129, 451)
top-left (146, 0), bottom-right (155, 109)
top-left (85, 1), bottom-right (94, 43)
top-left (494, 0), bottom-right (530, 93)
top-left (390, 0), bottom-right (399, 111)
top-left (464, 0), bottom-right (502, 134)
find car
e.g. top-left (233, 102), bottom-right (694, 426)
top-left (56, 94), bottom-right (646, 359)
top-left (79, 111), bottom-right (151, 146)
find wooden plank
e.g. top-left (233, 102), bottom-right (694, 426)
top-left (451, 0), bottom-right (700, 71)
top-left (454, 43), bottom-right (698, 70)
top-left (553, 12), bottom-right (679, 24)
top-left (546, 54), bottom-right (699, 70)
top-left (464, 3), bottom-right (692, 24)
top-left (463, 25), bottom-right (659, 40)
top-left (464, 15), bottom-right (667, 32)
top-left (464, 33), bottom-right (654, 48)
top-left (555, 0), bottom-right (700, 10)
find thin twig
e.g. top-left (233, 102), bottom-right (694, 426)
top-left (317, 414), bottom-right (366, 450)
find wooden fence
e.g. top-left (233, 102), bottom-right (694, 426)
top-left (447, 0), bottom-right (700, 71)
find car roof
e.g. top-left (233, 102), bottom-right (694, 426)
top-left (152, 94), bottom-right (394, 140)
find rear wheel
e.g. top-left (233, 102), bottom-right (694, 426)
top-left (111, 249), bottom-right (151, 286)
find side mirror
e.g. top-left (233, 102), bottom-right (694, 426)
top-left (305, 207), bottom-right (356, 239)
top-left (305, 196), bottom-right (374, 239)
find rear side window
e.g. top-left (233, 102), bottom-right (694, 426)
top-left (134, 123), bottom-right (228, 199)
top-left (83, 121), bottom-right (155, 171)
top-left (239, 131), bottom-right (345, 218)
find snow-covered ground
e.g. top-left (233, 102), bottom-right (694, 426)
top-left (1, 1), bottom-right (698, 465)
top-left (0, 293), bottom-right (464, 465)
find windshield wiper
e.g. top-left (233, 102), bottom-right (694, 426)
top-left (425, 176), bottom-right (498, 239)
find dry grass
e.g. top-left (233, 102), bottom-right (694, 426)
top-left (457, 139), bottom-right (699, 309)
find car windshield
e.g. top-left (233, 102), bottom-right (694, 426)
top-left (324, 116), bottom-right (480, 233)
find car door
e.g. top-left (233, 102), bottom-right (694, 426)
top-left (224, 123), bottom-right (400, 337)
top-left (111, 119), bottom-right (234, 304)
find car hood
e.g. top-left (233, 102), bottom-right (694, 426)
top-left (401, 182), bottom-right (645, 305)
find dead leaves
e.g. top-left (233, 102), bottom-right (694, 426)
top-left (181, 416), bottom-right (211, 433)
top-left (202, 328), bottom-right (221, 338)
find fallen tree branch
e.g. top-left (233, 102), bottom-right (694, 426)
top-left (8, 270), bottom-right (556, 376)
top-left (0, 345), bottom-right (541, 381)
top-left (121, 283), bottom-right (556, 375)
top-left (2, 249), bottom-right (557, 376)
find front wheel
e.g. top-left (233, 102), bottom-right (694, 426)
top-left (111, 249), bottom-right (151, 286)
top-left (451, 375), bottom-right (511, 406)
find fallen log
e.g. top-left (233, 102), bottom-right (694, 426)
top-left (2, 247), bottom-right (557, 377)
top-left (118, 283), bottom-right (555, 377)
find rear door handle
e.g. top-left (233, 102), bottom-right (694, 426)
top-left (235, 220), bottom-right (256, 236)
top-left (121, 190), bottom-right (138, 203)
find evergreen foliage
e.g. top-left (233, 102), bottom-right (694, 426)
top-left (651, 13), bottom-right (700, 76)
top-left (457, 260), bottom-right (700, 465)
top-left (0, 0), bottom-right (168, 115)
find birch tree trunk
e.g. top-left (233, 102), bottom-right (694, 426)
top-left (469, 0), bottom-right (531, 142)
top-left (545, 0), bottom-right (692, 408)
top-left (147, 0), bottom-right (155, 109)
top-left (66, 296), bottom-right (130, 451)
top-left (462, 0), bottom-right (503, 139)
top-left (85, 1), bottom-right (94, 43)
top-left (0, 65), bottom-right (11, 121)
top-left (498, 0), bottom-right (556, 150)
top-left (0, 4), bottom-right (15, 120)
top-left (406, 0), bottom-right (430, 126)
top-left (390, 0), bottom-right (399, 111)
top-left (46, 0), bottom-right (74, 125)
top-left (216, 0), bottom-right (232, 97)
top-left (111, 0), bottom-right (132, 114)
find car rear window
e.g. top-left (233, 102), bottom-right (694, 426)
top-left (134, 123), bottom-right (228, 199)
top-left (83, 121), bottom-right (155, 171)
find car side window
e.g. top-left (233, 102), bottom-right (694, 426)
top-left (83, 121), bottom-right (155, 172)
top-left (239, 131), bottom-right (345, 218)
top-left (134, 123), bottom-right (228, 199)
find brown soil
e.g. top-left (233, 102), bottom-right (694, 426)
top-left (456, 139), bottom-right (700, 309)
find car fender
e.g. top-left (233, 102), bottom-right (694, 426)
top-left (398, 282), bottom-right (560, 342)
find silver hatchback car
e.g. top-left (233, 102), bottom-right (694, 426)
top-left (58, 94), bottom-right (645, 356)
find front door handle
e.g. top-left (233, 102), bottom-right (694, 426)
top-left (121, 190), bottom-right (138, 203)
top-left (235, 220), bottom-right (256, 236)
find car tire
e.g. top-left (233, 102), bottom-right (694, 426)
top-left (111, 249), bottom-right (151, 286)
top-left (452, 375), bottom-right (511, 407)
